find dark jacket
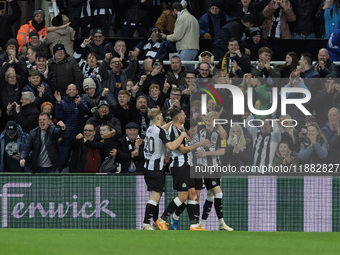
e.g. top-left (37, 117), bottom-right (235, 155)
top-left (0, 0), bottom-right (21, 49)
top-left (82, 40), bottom-right (113, 61)
top-left (55, 95), bottom-right (89, 139)
top-left (298, 138), bottom-right (328, 165)
top-left (0, 124), bottom-right (28, 172)
top-left (224, 141), bottom-right (252, 168)
top-left (87, 111), bottom-right (122, 138)
top-left (12, 102), bottom-right (39, 134)
top-left (48, 55), bottom-right (83, 96)
top-left (198, 11), bottom-right (230, 38)
top-left (85, 130), bottom-right (117, 161)
top-left (134, 39), bottom-right (176, 60)
top-left (290, 0), bottom-right (320, 34)
top-left (116, 135), bottom-right (144, 173)
top-left (69, 137), bottom-right (101, 173)
top-left (20, 124), bottom-right (65, 172)
top-left (313, 59), bottom-right (338, 78)
top-left (166, 66), bottom-right (187, 88)
top-left (120, 0), bottom-right (152, 24)
top-left (22, 82), bottom-right (54, 110)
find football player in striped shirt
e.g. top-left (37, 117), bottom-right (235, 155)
top-left (196, 111), bottom-right (234, 231)
top-left (142, 107), bottom-right (189, 230)
top-left (155, 107), bottom-right (210, 231)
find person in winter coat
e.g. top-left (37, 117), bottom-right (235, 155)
top-left (0, 120), bottom-right (28, 172)
top-left (17, 8), bottom-right (48, 52)
top-left (299, 122), bottom-right (329, 164)
top-left (261, 0), bottom-right (296, 39)
top-left (0, 0), bottom-right (21, 50)
top-left (198, 0), bottom-right (230, 39)
top-left (44, 14), bottom-right (75, 56)
top-left (54, 83), bottom-right (89, 170)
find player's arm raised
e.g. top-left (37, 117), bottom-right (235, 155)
top-left (165, 131), bottom-right (189, 151)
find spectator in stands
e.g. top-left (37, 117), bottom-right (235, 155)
top-left (117, 122), bottom-right (144, 173)
top-left (113, 40), bottom-right (128, 68)
top-left (197, 51), bottom-right (215, 76)
top-left (155, 3), bottom-right (176, 35)
top-left (147, 83), bottom-right (169, 109)
top-left (318, 0), bottom-right (340, 39)
top-left (251, 46), bottom-right (281, 78)
top-left (17, 8), bottom-right (48, 52)
top-left (121, 0), bottom-right (152, 37)
top-left (0, 120), bottom-right (28, 172)
top-left (7, 91), bottom-right (39, 134)
top-left (161, 2), bottom-right (200, 70)
top-left (87, 100), bottom-right (122, 137)
top-left (198, 0), bottom-right (231, 39)
top-left (314, 48), bottom-right (338, 78)
top-left (22, 68), bottom-right (54, 110)
top-left (0, 67), bottom-right (24, 127)
top-left (73, 37), bottom-right (101, 80)
top-left (140, 58), bottom-right (167, 95)
top-left (213, 14), bottom-right (254, 60)
top-left (111, 90), bottom-right (131, 135)
top-left (40, 101), bottom-right (57, 126)
top-left (299, 122), bottom-right (329, 164)
top-left (81, 78), bottom-right (106, 114)
top-left (243, 27), bottom-right (270, 61)
top-left (48, 43), bottom-right (83, 96)
top-left (99, 51), bottom-right (138, 105)
top-left (83, 124), bottom-right (118, 165)
top-left (197, 61), bottom-right (213, 79)
top-left (224, 0), bottom-right (270, 26)
top-left (0, 38), bottom-right (27, 70)
top-left (91, 0), bottom-right (114, 37)
top-left (69, 123), bottom-right (101, 173)
top-left (322, 107), bottom-right (340, 143)
top-left (272, 141), bottom-right (298, 167)
top-left (162, 87), bottom-right (190, 119)
top-left (246, 113), bottom-right (281, 167)
top-left (278, 114), bottom-right (300, 152)
top-left (219, 38), bottom-right (252, 78)
top-left (166, 55), bottom-right (187, 88)
top-left (128, 95), bottom-right (150, 138)
top-left (19, 31), bottom-right (44, 58)
top-left (0, 0), bottom-right (21, 51)
top-left (279, 51), bottom-right (299, 78)
top-left (25, 47), bottom-right (38, 68)
top-left (54, 84), bottom-right (89, 170)
top-left (261, 0), bottom-right (296, 39)
top-left (134, 27), bottom-right (176, 60)
top-left (81, 28), bottom-right (113, 61)
top-left (290, 0), bottom-right (320, 39)
top-left (328, 21), bottom-right (340, 61)
top-left (225, 124), bottom-right (252, 168)
top-left (44, 14), bottom-right (75, 56)
top-left (34, 50), bottom-right (57, 93)
top-left (298, 52), bottom-right (320, 78)
top-left (20, 113), bottom-right (66, 173)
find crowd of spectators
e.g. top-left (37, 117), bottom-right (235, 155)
top-left (1, 0), bottom-right (340, 173)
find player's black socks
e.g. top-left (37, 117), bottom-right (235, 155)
top-left (153, 203), bottom-right (159, 223)
top-left (194, 202), bottom-right (200, 223)
top-left (175, 201), bottom-right (187, 217)
top-left (214, 193), bottom-right (223, 219)
top-left (187, 200), bottom-right (198, 225)
top-left (143, 200), bottom-right (158, 224)
top-left (202, 196), bottom-right (214, 220)
top-left (161, 197), bottom-right (182, 221)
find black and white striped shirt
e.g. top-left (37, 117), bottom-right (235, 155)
top-left (169, 124), bottom-right (188, 167)
top-left (143, 124), bottom-right (169, 171)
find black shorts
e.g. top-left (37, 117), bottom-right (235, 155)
top-left (193, 177), bottom-right (204, 190)
top-left (171, 163), bottom-right (194, 191)
top-left (204, 178), bottom-right (221, 191)
top-left (144, 169), bottom-right (165, 193)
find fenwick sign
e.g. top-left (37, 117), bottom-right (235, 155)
top-left (0, 182), bottom-right (116, 228)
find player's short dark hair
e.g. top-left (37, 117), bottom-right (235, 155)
top-left (169, 106), bottom-right (182, 120)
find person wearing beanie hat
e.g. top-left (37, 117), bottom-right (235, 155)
top-left (0, 38), bottom-right (27, 69)
top-left (198, 0), bottom-right (230, 39)
top-left (243, 27), bottom-right (270, 61)
top-left (53, 43), bottom-right (66, 56)
top-left (29, 30), bottom-right (39, 39)
top-left (17, 7), bottom-right (48, 52)
top-left (0, 120), bottom-right (28, 172)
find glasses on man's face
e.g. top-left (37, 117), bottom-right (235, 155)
top-left (84, 129), bottom-right (94, 132)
